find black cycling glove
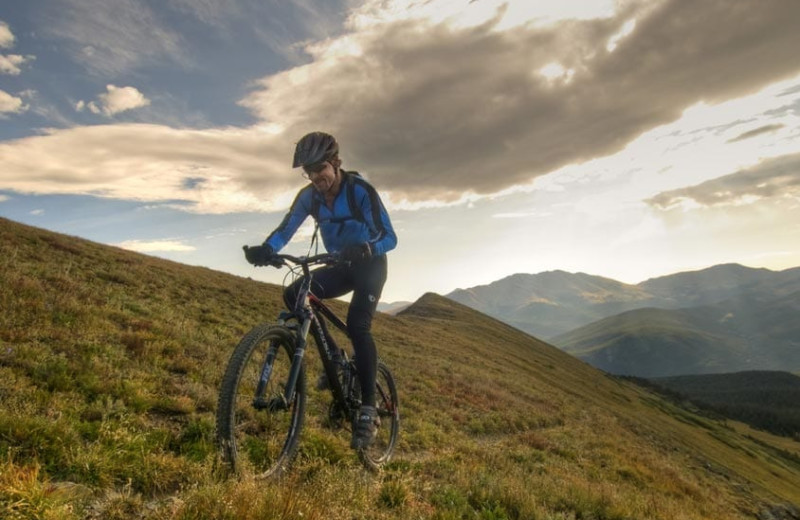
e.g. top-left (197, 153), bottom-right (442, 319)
top-left (342, 243), bottom-right (372, 264)
top-left (243, 244), bottom-right (279, 267)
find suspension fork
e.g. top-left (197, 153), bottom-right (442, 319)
top-left (253, 340), bottom-right (280, 404)
top-left (280, 314), bottom-right (311, 405)
top-left (269, 275), bottom-right (314, 407)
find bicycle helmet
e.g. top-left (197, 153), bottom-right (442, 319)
top-left (292, 132), bottom-right (339, 168)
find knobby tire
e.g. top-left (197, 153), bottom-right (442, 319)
top-left (357, 361), bottom-right (399, 472)
top-left (216, 324), bottom-right (306, 479)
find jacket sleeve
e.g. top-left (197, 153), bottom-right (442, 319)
top-left (356, 181), bottom-right (397, 256)
top-left (264, 186), bottom-right (312, 252)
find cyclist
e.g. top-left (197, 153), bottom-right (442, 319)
top-left (244, 131), bottom-right (397, 449)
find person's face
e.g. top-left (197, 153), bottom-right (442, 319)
top-left (303, 161), bottom-right (337, 194)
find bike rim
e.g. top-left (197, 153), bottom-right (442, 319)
top-left (361, 364), bottom-right (399, 466)
top-left (231, 336), bottom-right (304, 477)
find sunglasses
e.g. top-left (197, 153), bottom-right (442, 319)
top-left (302, 161), bottom-right (329, 178)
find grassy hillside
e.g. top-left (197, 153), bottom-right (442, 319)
top-left (553, 295), bottom-right (800, 377)
top-left (2, 217), bottom-right (800, 519)
top-left (552, 307), bottom-right (751, 377)
top-left (647, 371), bottom-right (800, 439)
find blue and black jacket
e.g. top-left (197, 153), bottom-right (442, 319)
top-left (265, 171), bottom-right (397, 256)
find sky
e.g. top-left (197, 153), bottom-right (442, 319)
top-left (2, 0), bottom-right (800, 304)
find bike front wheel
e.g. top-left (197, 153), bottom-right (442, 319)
top-left (358, 361), bottom-right (399, 471)
top-left (216, 324), bottom-right (306, 478)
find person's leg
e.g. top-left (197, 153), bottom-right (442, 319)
top-left (282, 263), bottom-right (352, 309)
top-left (348, 255), bottom-right (387, 449)
top-left (347, 254), bottom-right (388, 407)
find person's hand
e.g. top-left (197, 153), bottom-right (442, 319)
top-left (243, 244), bottom-right (279, 266)
top-left (342, 243), bottom-right (372, 264)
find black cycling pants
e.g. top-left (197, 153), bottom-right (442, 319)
top-left (283, 254), bottom-right (387, 407)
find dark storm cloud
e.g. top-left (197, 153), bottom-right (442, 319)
top-left (251, 0), bottom-right (800, 201)
top-left (648, 152), bottom-right (800, 209)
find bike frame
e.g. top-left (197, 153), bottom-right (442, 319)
top-left (219, 250), bottom-right (398, 476)
top-left (264, 254), bottom-right (354, 411)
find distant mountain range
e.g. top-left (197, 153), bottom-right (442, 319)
top-left (377, 300), bottom-right (412, 315)
top-left (446, 264), bottom-right (800, 377)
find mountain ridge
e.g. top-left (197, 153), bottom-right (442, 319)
top-left (447, 262), bottom-right (800, 339)
top-left (445, 262), bottom-right (800, 377)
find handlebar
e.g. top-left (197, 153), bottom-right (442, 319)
top-left (243, 244), bottom-right (345, 271)
top-left (273, 252), bottom-right (340, 268)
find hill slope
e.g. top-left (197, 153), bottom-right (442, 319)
top-left (553, 292), bottom-right (800, 377)
top-left (1, 217), bottom-right (800, 519)
top-left (647, 371), bottom-right (800, 437)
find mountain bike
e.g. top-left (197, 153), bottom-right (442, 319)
top-left (216, 252), bottom-right (399, 477)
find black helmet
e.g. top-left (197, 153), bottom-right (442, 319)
top-left (292, 132), bottom-right (339, 168)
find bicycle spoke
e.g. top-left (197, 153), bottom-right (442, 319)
top-left (358, 362), bottom-right (399, 471)
top-left (217, 325), bottom-right (306, 478)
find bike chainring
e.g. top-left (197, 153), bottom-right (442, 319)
top-left (327, 399), bottom-right (347, 428)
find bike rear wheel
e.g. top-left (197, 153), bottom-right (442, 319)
top-left (357, 361), bottom-right (399, 471)
top-left (216, 324), bottom-right (306, 478)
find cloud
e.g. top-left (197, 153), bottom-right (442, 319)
top-left (40, 0), bottom-right (345, 76)
top-left (0, 53), bottom-right (34, 75)
top-left (0, 124), bottom-right (294, 213)
top-left (2, 0), bottom-right (800, 213)
top-left (349, 0), bottom-right (619, 32)
top-left (77, 85), bottom-right (151, 117)
top-left (163, 0), bottom-right (353, 67)
top-left (40, 0), bottom-right (185, 75)
top-left (0, 89), bottom-right (28, 116)
top-left (1, 20), bottom-right (34, 75)
top-left (115, 239), bottom-right (196, 253)
top-left (165, 0), bottom-right (244, 28)
top-left (0, 21), bottom-right (13, 48)
top-left (648, 152), bottom-right (800, 209)
top-left (728, 124), bottom-right (785, 143)
top-left (239, 0), bottom-right (800, 201)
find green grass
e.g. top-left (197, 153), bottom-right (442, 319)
top-left (1, 217), bottom-right (800, 519)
